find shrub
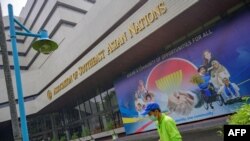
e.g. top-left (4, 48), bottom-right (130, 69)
top-left (217, 97), bottom-right (250, 137)
top-left (59, 136), bottom-right (66, 141)
top-left (71, 132), bottom-right (78, 140)
top-left (81, 127), bottom-right (90, 137)
top-left (104, 120), bottom-right (115, 131)
top-left (51, 137), bottom-right (58, 141)
top-left (227, 97), bottom-right (250, 125)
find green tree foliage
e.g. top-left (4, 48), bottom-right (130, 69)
top-left (106, 120), bottom-right (114, 131)
top-left (71, 132), bottom-right (78, 140)
top-left (217, 97), bottom-right (250, 137)
top-left (59, 136), bottom-right (66, 141)
top-left (227, 97), bottom-right (250, 125)
top-left (51, 137), bottom-right (58, 141)
top-left (81, 127), bottom-right (90, 137)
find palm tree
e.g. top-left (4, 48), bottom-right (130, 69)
top-left (0, 4), bottom-right (21, 141)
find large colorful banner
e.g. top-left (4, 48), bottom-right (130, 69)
top-left (114, 9), bottom-right (250, 134)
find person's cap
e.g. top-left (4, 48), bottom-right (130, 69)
top-left (141, 102), bottom-right (160, 115)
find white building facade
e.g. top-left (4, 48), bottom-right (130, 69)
top-left (0, 0), bottom-right (248, 140)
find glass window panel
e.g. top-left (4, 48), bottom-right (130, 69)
top-left (77, 102), bottom-right (86, 118)
top-left (102, 114), bottom-right (114, 131)
top-left (84, 101), bottom-right (92, 116)
top-left (113, 110), bottom-right (123, 128)
top-left (89, 116), bottom-right (101, 134)
top-left (81, 119), bottom-right (90, 137)
top-left (67, 108), bottom-right (79, 123)
top-left (101, 92), bottom-right (111, 110)
top-left (108, 89), bottom-right (118, 107)
top-left (95, 94), bottom-right (104, 112)
top-left (90, 97), bottom-right (97, 114)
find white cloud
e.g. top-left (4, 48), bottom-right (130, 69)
top-left (1, 0), bottom-right (27, 16)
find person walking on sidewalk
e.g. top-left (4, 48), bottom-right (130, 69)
top-left (142, 102), bottom-right (182, 141)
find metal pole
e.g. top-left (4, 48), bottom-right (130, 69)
top-left (0, 4), bottom-right (21, 141)
top-left (8, 4), bottom-right (30, 141)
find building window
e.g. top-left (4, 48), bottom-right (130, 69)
top-left (102, 91), bottom-right (111, 110)
top-left (89, 116), bottom-right (101, 134)
top-left (84, 100), bottom-right (92, 116)
top-left (95, 94), bottom-right (104, 112)
top-left (27, 87), bottom-right (123, 140)
top-left (90, 97), bottom-right (97, 114)
top-left (109, 89), bottom-right (118, 107)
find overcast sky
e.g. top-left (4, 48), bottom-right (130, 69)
top-left (1, 0), bottom-right (27, 16)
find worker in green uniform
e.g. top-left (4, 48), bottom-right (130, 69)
top-left (142, 102), bottom-right (182, 141)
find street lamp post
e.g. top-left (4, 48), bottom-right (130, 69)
top-left (8, 4), bottom-right (58, 141)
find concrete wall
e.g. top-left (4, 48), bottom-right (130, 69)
top-left (0, 0), bottom-right (95, 121)
top-left (0, 0), bottom-right (95, 98)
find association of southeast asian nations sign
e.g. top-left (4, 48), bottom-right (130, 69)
top-left (224, 125), bottom-right (250, 140)
top-left (46, 1), bottom-right (167, 101)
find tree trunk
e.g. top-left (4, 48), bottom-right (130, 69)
top-left (0, 4), bottom-right (22, 141)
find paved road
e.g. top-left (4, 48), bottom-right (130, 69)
top-left (102, 128), bottom-right (222, 141)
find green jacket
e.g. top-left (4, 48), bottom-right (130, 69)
top-left (156, 113), bottom-right (182, 141)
